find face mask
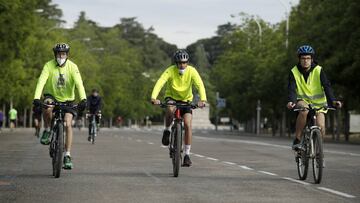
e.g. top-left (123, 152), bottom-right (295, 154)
top-left (179, 68), bottom-right (187, 75)
top-left (56, 58), bottom-right (66, 66)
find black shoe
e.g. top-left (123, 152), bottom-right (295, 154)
top-left (162, 130), bottom-right (170, 146)
top-left (292, 138), bottom-right (301, 150)
top-left (88, 136), bottom-right (91, 142)
top-left (183, 155), bottom-right (192, 167)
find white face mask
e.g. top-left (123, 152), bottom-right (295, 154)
top-left (179, 68), bottom-right (186, 75)
top-left (56, 58), bottom-right (66, 66)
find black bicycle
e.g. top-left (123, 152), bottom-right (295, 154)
top-left (293, 105), bottom-right (335, 184)
top-left (159, 101), bottom-right (197, 177)
top-left (44, 101), bottom-right (77, 178)
top-left (86, 113), bottom-right (100, 144)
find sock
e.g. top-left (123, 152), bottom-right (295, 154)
top-left (65, 151), bottom-right (71, 157)
top-left (185, 145), bottom-right (191, 155)
top-left (165, 126), bottom-right (171, 131)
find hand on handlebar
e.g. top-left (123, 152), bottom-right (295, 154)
top-left (197, 101), bottom-right (206, 108)
top-left (332, 101), bottom-right (342, 109)
top-left (287, 102), bottom-right (296, 109)
top-left (151, 99), bottom-right (161, 105)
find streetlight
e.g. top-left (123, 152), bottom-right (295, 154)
top-left (279, 0), bottom-right (290, 49)
top-left (231, 13), bottom-right (262, 44)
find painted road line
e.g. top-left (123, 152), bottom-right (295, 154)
top-left (222, 161), bottom-right (237, 165)
top-left (193, 154), bottom-right (205, 158)
top-left (282, 177), bottom-right (310, 186)
top-left (148, 142), bottom-right (154, 145)
top-left (317, 187), bottom-right (356, 198)
top-left (258, 171), bottom-right (278, 176)
top-left (206, 157), bottom-right (218, 161)
top-left (239, 165), bottom-right (254, 170)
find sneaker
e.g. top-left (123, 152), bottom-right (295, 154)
top-left (292, 138), bottom-right (301, 151)
top-left (183, 155), bottom-right (192, 167)
top-left (162, 130), bottom-right (170, 146)
top-left (87, 136), bottom-right (91, 142)
top-left (63, 156), bottom-right (73, 170)
top-left (40, 130), bottom-right (51, 145)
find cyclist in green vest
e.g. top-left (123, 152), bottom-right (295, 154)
top-left (32, 43), bottom-right (87, 169)
top-left (8, 108), bottom-right (17, 130)
top-left (287, 45), bottom-right (342, 150)
top-left (151, 50), bottom-right (207, 167)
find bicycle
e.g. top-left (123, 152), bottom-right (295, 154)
top-left (158, 101), bottom-right (197, 177)
top-left (86, 113), bottom-right (100, 144)
top-left (44, 101), bottom-right (78, 178)
top-left (293, 105), bottom-right (336, 184)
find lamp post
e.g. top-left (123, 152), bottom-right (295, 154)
top-left (279, 0), bottom-right (290, 49)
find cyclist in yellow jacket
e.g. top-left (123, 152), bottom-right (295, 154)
top-left (151, 50), bottom-right (207, 167)
top-left (33, 43), bottom-right (87, 169)
top-left (287, 45), bottom-right (342, 151)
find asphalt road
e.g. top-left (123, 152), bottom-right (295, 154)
top-left (0, 128), bottom-right (359, 203)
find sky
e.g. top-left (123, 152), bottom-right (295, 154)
top-left (52, 0), bottom-right (299, 48)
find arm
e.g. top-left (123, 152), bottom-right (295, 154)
top-left (72, 65), bottom-right (87, 101)
top-left (151, 69), bottom-right (171, 100)
top-left (320, 69), bottom-right (336, 104)
top-left (34, 64), bottom-right (50, 99)
top-left (288, 72), bottom-right (297, 104)
top-left (192, 69), bottom-right (207, 101)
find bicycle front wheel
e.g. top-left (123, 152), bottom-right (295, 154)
top-left (91, 122), bottom-right (96, 144)
top-left (53, 123), bottom-right (64, 178)
top-left (172, 122), bottom-right (182, 177)
top-left (312, 129), bottom-right (323, 184)
top-left (296, 142), bottom-right (309, 180)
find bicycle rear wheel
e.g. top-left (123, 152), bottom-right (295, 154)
top-left (172, 122), bottom-right (182, 177)
top-left (312, 129), bottom-right (323, 184)
top-left (53, 123), bottom-right (64, 178)
top-left (296, 140), bottom-right (309, 180)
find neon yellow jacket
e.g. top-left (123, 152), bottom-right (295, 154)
top-left (34, 59), bottom-right (86, 102)
top-left (291, 65), bottom-right (327, 110)
top-left (9, 109), bottom-right (17, 120)
top-left (151, 65), bottom-right (207, 102)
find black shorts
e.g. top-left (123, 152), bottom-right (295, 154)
top-left (43, 94), bottom-right (77, 116)
top-left (164, 97), bottom-right (192, 116)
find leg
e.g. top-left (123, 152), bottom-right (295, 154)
top-left (295, 101), bottom-right (309, 141)
top-left (64, 113), bottom-right (73, 153)
top-left (316, 113), bottom-right (326, 138)
top-left (162, 106), bottom-right (175, 146)
top-left (183, 113), bottom-right (193, 167)
top-left (43, 107), bottom-right (53, 129)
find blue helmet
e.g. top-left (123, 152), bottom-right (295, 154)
top-left (297, 45), bottom-right (315, 56)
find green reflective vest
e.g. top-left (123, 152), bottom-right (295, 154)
top-left (291, 65), bottom-right (327, 108)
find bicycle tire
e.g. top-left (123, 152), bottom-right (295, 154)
top-left (312, 129), bottom-right (323, 184)
top-left (91, 122), bottom-right (96, 144)
top-left (53, 123), bottom-right (64, 178)
top-left (297, 135), bottom-right (309, 180)
top-left (172, 122), bottom-right (182, 177)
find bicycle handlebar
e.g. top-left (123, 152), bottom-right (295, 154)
top-left (41, 101), bottom-right (78, 109)
top-left (156, 102), bottom-right (198, 109)
top-left (293, 105), bottom-right (337, 112)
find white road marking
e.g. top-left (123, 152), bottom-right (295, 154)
top-left (193, 154), bottom-right (205, 158)
top-left (148, 142), bottom-right (154, 145)
top-left (317, 187), bottom-right (356, 198)
top-left (222, 161), bottom-right (236, 165)
top-left (258, 171), bottom-right (278, 176)
top-left (239, 165), bottom-right (254, 170)
top-left (195, 136), bottom-right (360, 157)
top-left (282, 177), bottom-right (310, 185)
top-left (206, 157), bottom-right (218, 161)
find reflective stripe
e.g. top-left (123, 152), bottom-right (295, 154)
top-left (298, 94), bottom-right (326, 100)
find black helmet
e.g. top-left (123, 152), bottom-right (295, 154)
top-left (53, 43), bottom-right (70, 54)
top-left (297, 45), bottom-right (315, 56)
top-left (173, 50), bottom-right (189, 63)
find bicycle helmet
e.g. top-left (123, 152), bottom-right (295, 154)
top-left (297, 45), bottom-right (315, 56)
top-left (53, 43), bottom-right (70, 55)
top-left (173, 50), bottom-right (189, 63)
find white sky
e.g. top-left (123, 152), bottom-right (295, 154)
top-left (52, 0), bottom-right (299, 48)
